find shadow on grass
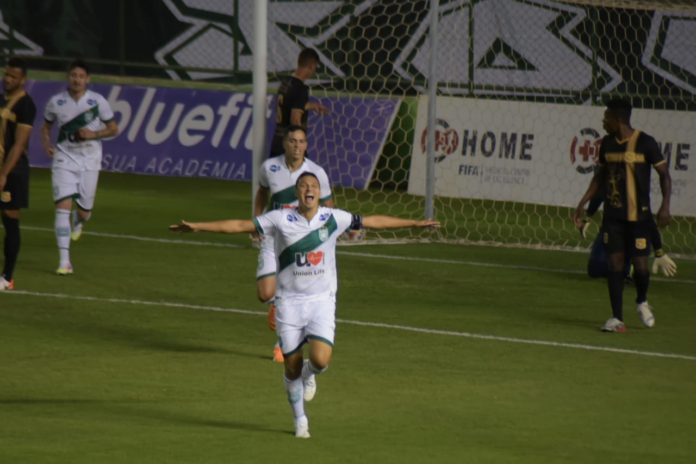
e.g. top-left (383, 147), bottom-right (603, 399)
top-left (5, 307), bottom-right (270, 359)
top-left (0, 397), bottom-right (287, 435)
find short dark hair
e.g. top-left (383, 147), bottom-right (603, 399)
top-left (69, 59), bottom-right (90, 75)
top-left (6, 57), bottom-right (28, 76)
top-left (605, 98), bottom-right (632, 122)
top-left (298, 48), bottom-right (320, 67)
top-left (295, 171), bottom-right (319, 188)
top-left (284, 124), bottom-right (306, 140)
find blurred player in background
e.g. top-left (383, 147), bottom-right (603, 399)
top-left (269, 47), bottom-right (329, 157)
top-left (256, 125), bottom-right (333, 363)
top-left (171, 171), bottom-right (440, 439)
top-left (573, 98), bottom-right (671, 333)
top-left (0, 57), bottom-right (36, 291)
top-left (40, 59), bottom-right (118, 275)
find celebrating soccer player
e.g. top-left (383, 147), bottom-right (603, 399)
top-left (171, 171), bottom-right (439, 438)
top-left (255, 125), bottom-right (334, 363)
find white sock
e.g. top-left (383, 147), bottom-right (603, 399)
top-left (55, 209), bottom-right (71, 264)
top-left (284, 376), bottom-right (305, 419)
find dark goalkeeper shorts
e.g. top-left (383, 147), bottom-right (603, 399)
top-left (0, 155), bottom-right (29, 210)
top-left (602, 218), bottom-right (651, 258)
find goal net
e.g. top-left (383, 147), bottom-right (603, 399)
top-left (264, 0), bottom-right (694, 256)
top-left (237, 0), bottom-right (696, 255)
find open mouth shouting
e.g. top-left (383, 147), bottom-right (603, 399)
top-left (295, 173), bottom-right (321, 212)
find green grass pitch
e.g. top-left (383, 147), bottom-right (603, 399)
top-left (1, 169), bottom-right (695, 463)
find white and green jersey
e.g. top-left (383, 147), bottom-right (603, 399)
top-left (44, 89), bottom-right (115, 171)
top-left (258, 156), bottom-right (332, 210)
top-left (253, 207), bottom-right (358, 299)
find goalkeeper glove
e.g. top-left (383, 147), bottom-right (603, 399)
top-left (652, 250), bottom-right (677, 277)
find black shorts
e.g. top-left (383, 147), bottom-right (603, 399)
top-left (0, 155), bottom-right (29, 210)
top-left (602, 218), bottom-right (651, 258)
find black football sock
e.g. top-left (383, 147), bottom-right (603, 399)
top-left (2, 215), bottom-right (20, 280)
top-left (607, 271), bottom-right (624, 321)
top-left (633, 270), bottom-right (650, 304)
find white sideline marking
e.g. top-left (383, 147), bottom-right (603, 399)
top-left (346, 319), bottom-right (696, 361)
top-left (21, 226), bottom-right (696, 284)
top-left (4, 290), bottom-right (696, 362)
top-left (24, 226), bottom-right (245, 249)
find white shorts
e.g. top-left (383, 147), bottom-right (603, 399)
top-left (52, 167), bottom-right (100, 211)
top-left (276, 295), bottom-right (336, 355)
top-left (256, 234), bottom-right (277, 279)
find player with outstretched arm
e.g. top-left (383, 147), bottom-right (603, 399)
top-left (170, 171), bottom-right (439, 439)
top-left (256, 125), bottom-right (334, 364)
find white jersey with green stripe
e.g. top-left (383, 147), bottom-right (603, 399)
top-left (258, 155), bottom-right (332, 210)
top-left (44, 89), bottom-right (115, 171)
top-left (253, 207), bottom-right (353, 299)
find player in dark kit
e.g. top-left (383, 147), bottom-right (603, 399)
top-left (0, 57), bottom-right (37, 291)
top-left (269, 48), bottom-right (328, 156)
top-left (573, 98), bottom-right (671, 332)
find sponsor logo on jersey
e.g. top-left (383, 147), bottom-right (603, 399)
top-left (295, 250), bottom-right (324, 267)
top-left (318, 227), bottom-right (329, 242)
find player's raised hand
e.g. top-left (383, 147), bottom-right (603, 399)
top-left (169, 220), bottom-right (195, 233)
